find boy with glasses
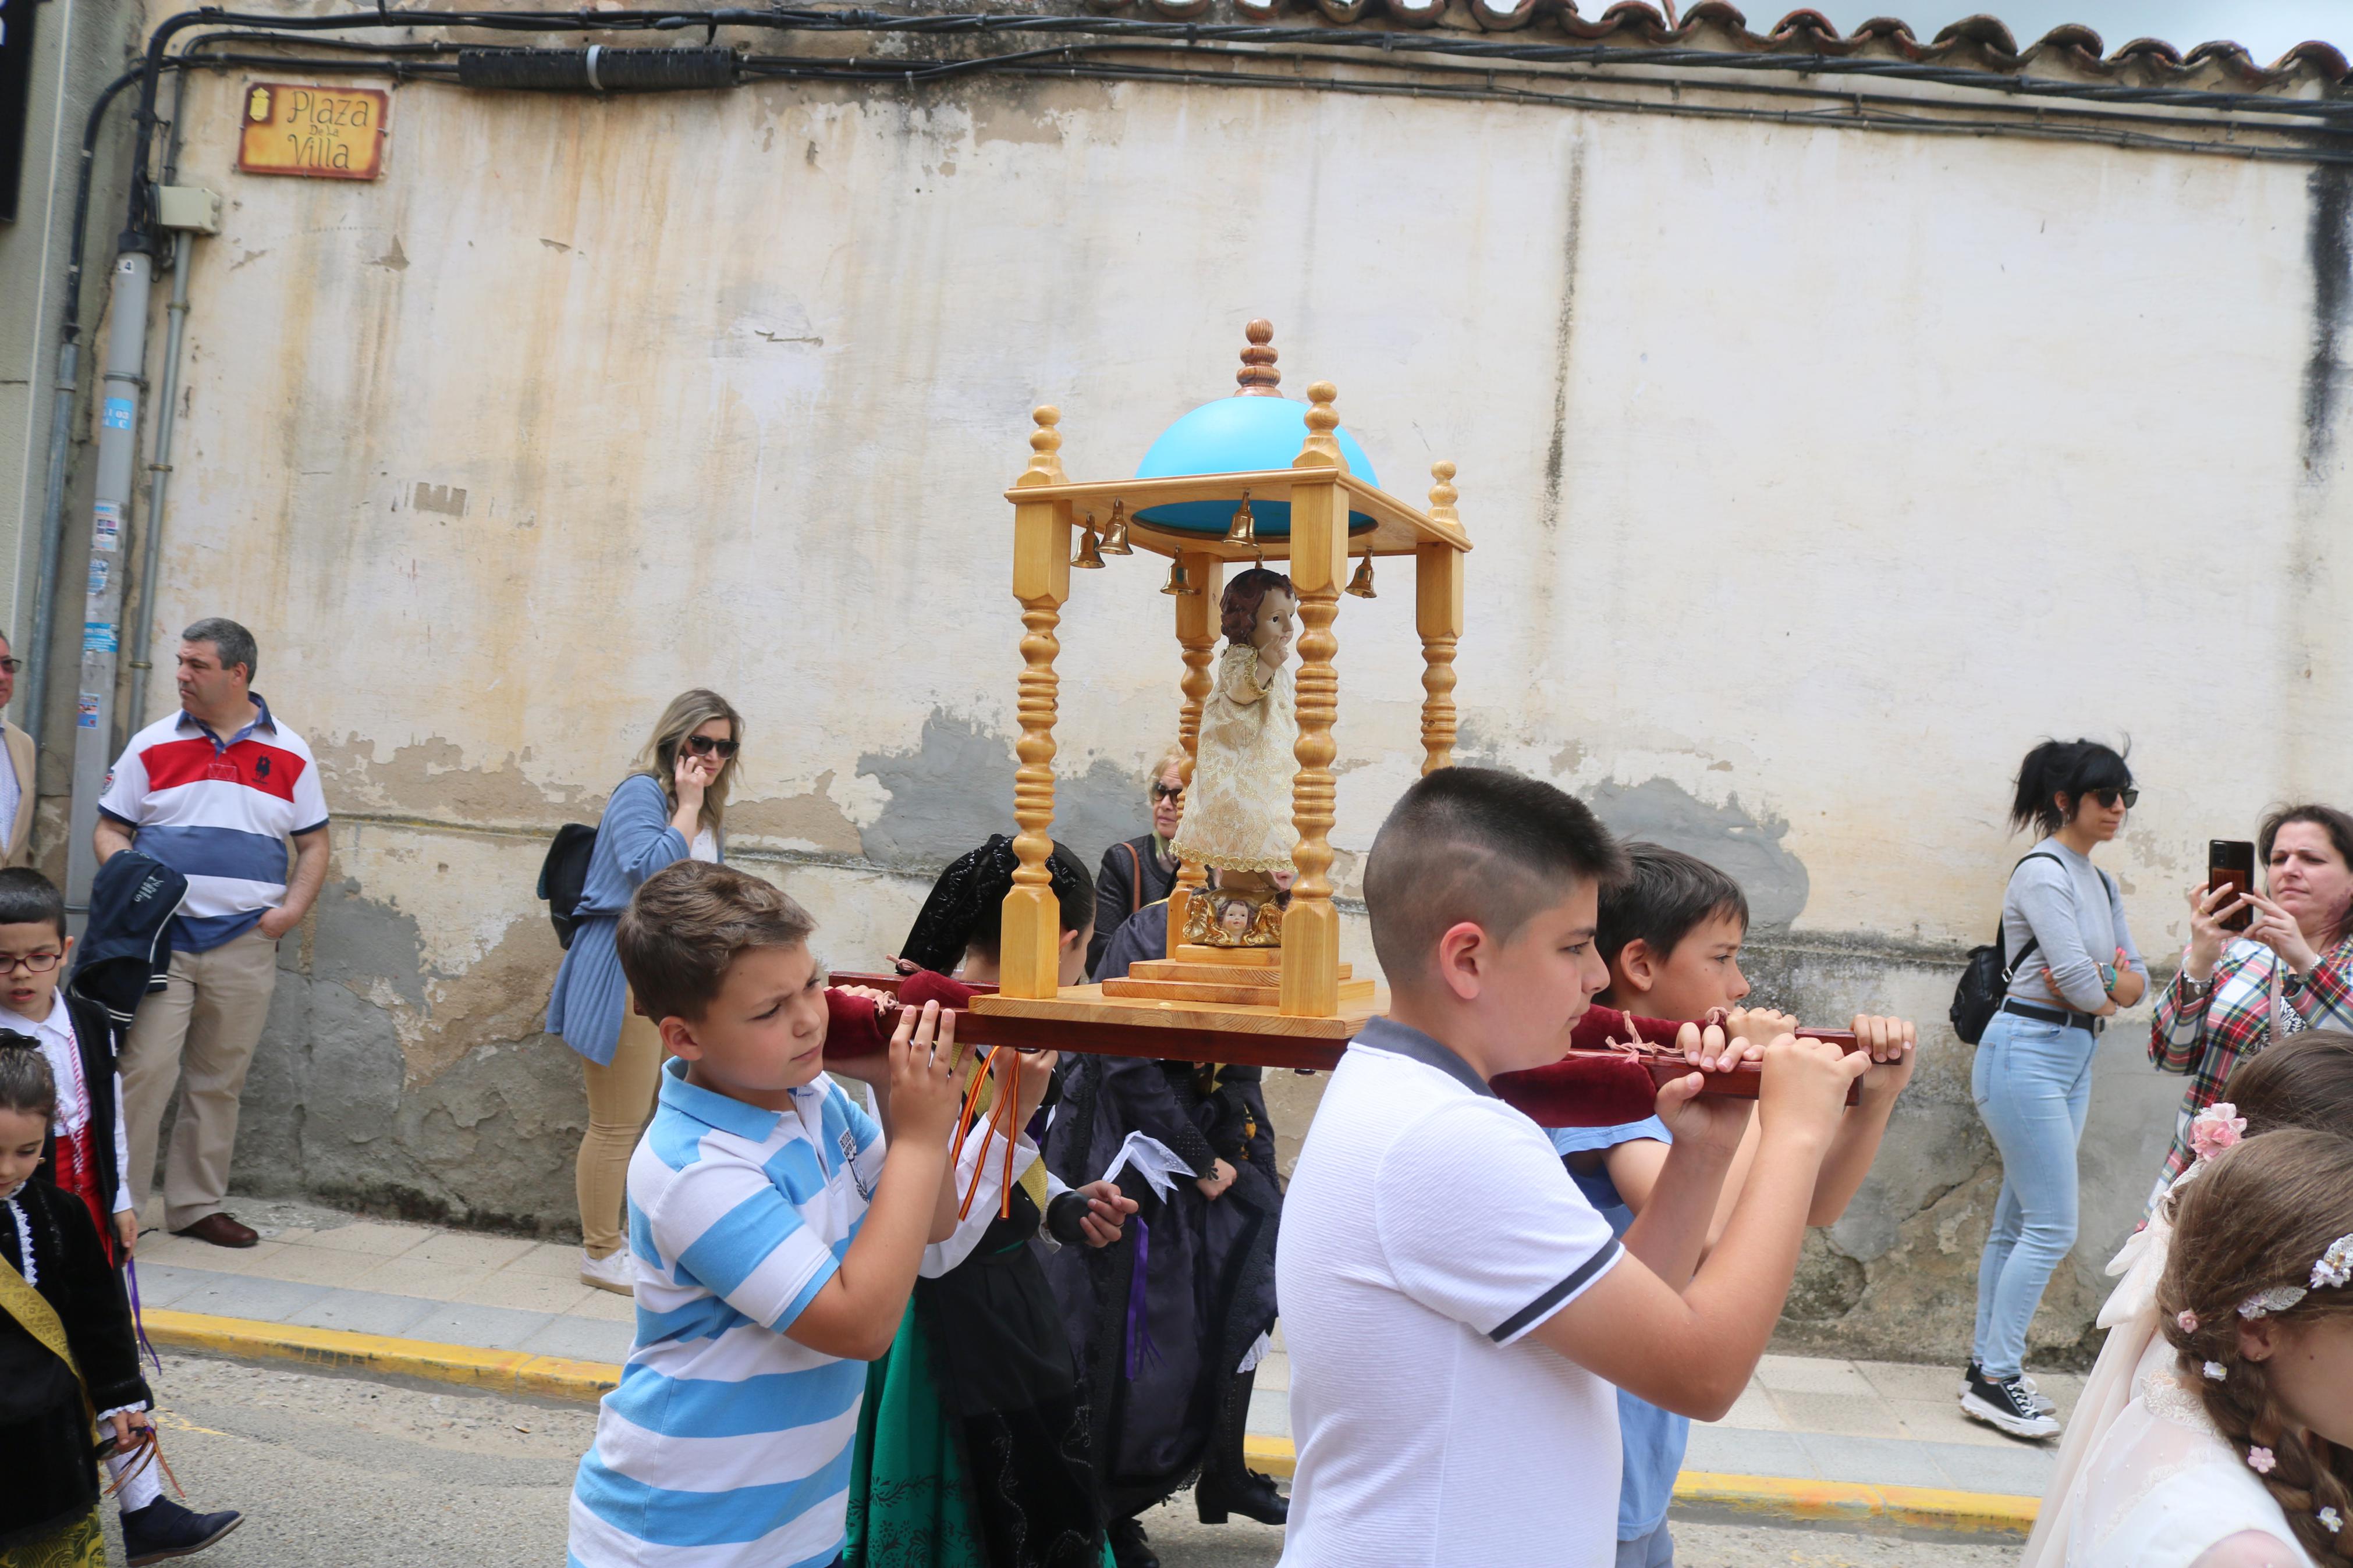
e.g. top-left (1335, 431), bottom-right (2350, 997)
top-left (0, 866), bottom-right (245, 1562)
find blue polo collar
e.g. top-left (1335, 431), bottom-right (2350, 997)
top-left (178, 692), bottom-right (278, 750)
top-left (1353, 1015), bottom-right (1497, 1097)
top-left (657, 1055), bottom-right (817, 1142)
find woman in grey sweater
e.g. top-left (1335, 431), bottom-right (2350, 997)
top-left (1965, 739), bottom-right (2147, 1441)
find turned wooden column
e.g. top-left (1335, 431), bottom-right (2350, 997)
top-left (1167, 550), bottom-right (1223, 954)
top-left (1417, 461), bottom-right (1464, 776)
top-left (1280, 382), bottom-right (1348, 1018)
top-left (1003, 407), bottom-right (1073, 998)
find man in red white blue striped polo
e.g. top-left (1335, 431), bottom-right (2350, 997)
top-left (95, 618), bottom-right (331, 1250)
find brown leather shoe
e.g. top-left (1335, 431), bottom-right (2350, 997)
top-left (172, 1213), bottom-right (259, 1249)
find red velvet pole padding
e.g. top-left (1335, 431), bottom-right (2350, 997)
top-left (1488, 1004), bottom-right (1692, 1128)
top-left (821, 972), bottom-right (978, 1063)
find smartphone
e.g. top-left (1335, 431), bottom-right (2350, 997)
top-left (2209, 840), bottom-right (2256, 933)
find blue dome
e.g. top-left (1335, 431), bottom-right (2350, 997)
top-left (1134, 396), bottom-right (1380, 537)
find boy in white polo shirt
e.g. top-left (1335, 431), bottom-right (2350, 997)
top-left (1276, 768), bottom-right (1870, 1567)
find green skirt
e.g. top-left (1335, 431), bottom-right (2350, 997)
top-left (846, 1297), bottom-right (1115, 1568)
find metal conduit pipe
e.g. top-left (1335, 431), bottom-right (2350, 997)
top-left (454, 46), bottom-right (739, 90)
top-left (125, 227), bottom-right (195, 738)
top-left (26, 66), bottom-right (154, 752)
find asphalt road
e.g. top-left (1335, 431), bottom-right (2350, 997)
top-left (125, 1353), bottom-right (2025, 1567)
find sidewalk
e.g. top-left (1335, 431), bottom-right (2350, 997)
top-left (136, 1194), bottom-right (2068, 1531)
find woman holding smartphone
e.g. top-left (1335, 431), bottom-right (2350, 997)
top-left (2149, 803), bottom-right (2353, 1199)
top-left (1965, 739), bottom-right (2148, 1441)
top-left (545, 689), bottom-right (742, 1293)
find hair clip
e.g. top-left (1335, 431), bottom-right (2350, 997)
top-left (2239, 1285), bottom-right (2307, 1319)
top-left (2313, 1235), bottom-right (2353, 1291)
top-left (2177, 1310), bottom-right (2199, 1334)
top-left (2188, 1101), bottom-right (2246, 1161)
top-left (2203, 1360), bottom-right (2227, 1381)
top-left (2320, 1506), bottom-right (2343, 1535)
top-left (2247, 1446), bottom-right (2277, 1475)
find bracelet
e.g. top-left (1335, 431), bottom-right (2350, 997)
top-left (2178, 972), bottom-right (2214, 997)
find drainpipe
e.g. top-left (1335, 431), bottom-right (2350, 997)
top-left (62, 247), bottom-right (154, 915)
top-left (126, 226), bottom-right (196, 736)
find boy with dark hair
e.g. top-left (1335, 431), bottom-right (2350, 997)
top-left (0, 866), bottom-right (244, 1562)
top-left (1277, 769), bottom-right (1871, 1567)
top-left (569, 861), bottom-right (975, 1568)
top-left (1553, 842), bottom-right (1916, 1566)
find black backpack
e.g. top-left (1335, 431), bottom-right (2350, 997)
top-left (1949, 851), bottom-right (2062, 1045)
top-left (537, 823), bottom-right (599, 950)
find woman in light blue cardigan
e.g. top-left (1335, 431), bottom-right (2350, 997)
top-left (547, 688), bottom-right (742, 1292)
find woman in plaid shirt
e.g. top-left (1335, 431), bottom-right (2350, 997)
top-left (2149, 803), bottom-right (2353, 1204)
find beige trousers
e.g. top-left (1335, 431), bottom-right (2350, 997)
top-left (576, 1004), bottom-right (663, 1260)
top-left (119, 926), bottom-right (281, 1232)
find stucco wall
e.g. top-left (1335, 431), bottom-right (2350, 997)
top-left (69, 48), bottom-right (2352, 1361)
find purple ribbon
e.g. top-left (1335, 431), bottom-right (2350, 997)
top-left (126, 1257), bottom-right (161, 1373)
top-left (1123, 1217), bottom-right (1161, 1381)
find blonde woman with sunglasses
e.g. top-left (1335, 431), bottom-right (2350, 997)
top-left (546, 689), bottom-right (744, 1292)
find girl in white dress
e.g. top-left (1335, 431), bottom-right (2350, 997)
top-left (2058, 1129), bottom-right (2353, 1568)
top-left (2025, 1032), bottom-right (2353, 1567)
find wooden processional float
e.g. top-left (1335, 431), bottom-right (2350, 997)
top-left (843, 321), bottom-right (1469, 1071)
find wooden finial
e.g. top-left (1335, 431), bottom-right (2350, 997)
top-left (1293, 381), bottom-right (1343, 470)
top-left (1236, 319), bottom-right (1281, 396)
top-left (1017, 405), bottom-right (1067, 488)
top-left (1428, 459), bottom-right (1459, 524)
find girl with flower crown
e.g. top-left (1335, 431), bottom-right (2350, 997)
top-left (2053, 1128), bottom-right (2353, 1567)
top-left (2024, 1031), bottom-right (2353, 1566)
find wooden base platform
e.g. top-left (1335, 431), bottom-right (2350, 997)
top-left (966, 983), bottom-right (1381, 1071)
top-left (1105, 953), bottom-right (1375, 1008)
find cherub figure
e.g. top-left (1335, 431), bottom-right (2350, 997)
top-left (1171, 567), bottom-right (1299, 942)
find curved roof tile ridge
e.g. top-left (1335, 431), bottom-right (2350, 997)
top-left (1049, 0), bottom-right (2352, 87)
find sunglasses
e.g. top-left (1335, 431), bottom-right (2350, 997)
top-left (683, 735), bottom-right (739, 760)
top-left (2092, 788), bottom-right (2139, 809)
top-left (1151, 783), bottom-right (1184, 802)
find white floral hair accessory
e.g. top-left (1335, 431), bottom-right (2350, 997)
top-left (2313, 1234), bottom-right (2353, 1291)
top-left (2320, 1506), bottom-right (2343, 1536)
top-left (2189, 1103), bottom-right (2246, 1162)
top-left (2240, 1285), bottom-right (2309, 1320)
top-left (2202, 1360), bottom-right (2228, 1381)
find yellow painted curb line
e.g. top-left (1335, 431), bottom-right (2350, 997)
top-left (1673, 1471), bottom-right (2039, 1534)
top-left (147, 1312), bottom-right (2037, 1535)
top-left (143, 1309), bottom-right (622, 1402)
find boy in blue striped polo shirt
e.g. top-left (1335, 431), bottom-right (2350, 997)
top-left (569, 861), bottom-right (967, 1568)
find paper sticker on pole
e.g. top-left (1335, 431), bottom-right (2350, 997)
top-left (237, 82), bottom-right (388, 180)
top-left (92, 502), bottom-right (120, 551)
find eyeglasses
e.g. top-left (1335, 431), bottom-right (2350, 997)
top-left (0, 952), bottom-right (62, 974)
top-left (683, 735), bottom-right (739, 760)
top-left (0, 659), bottom-right (20, 675)
top-left (2093, 788), bottom-right (2139, 809)
top-left (1151, 783), bottom-right (1184, 802)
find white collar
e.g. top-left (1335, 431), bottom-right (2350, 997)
top-left (0, 990), bottom-right (72, 1045)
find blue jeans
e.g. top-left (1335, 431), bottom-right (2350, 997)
top-left (1971, 1010), bottom-right (2098, 1380)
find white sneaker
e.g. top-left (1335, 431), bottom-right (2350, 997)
top-left (580, 1247), bottom-right (636, 1295)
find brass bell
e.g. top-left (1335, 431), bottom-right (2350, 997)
top-left (1160, 560), bottom-right (1198, 596)
top-left (1099, 500), bottom-right (1133, 556)
top-left (1344, 549), bottom-right (1377, 599)
top-left (1224, 492), bottom-right (1257, 547)
top-left (1073, 516), bottom-right (1106, 569)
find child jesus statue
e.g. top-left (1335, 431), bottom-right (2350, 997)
top-left (1171, 566), bottom-right (1299, 944)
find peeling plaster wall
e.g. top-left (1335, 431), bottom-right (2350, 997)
top-left (99, 54), bottom-right (2348, 1358)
